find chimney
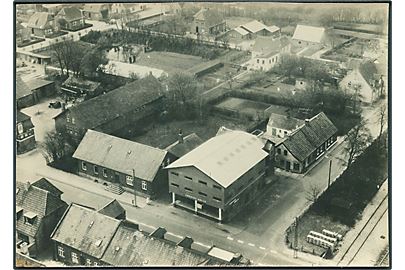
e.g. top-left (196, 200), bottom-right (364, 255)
top-left (305, 119), bottom-right (310, 124)
top-left (177, 236), bottom-right (193, 249)
top-left (178, 129), bottom-right (184, 144)
top-left (25, 181), bottom-right (31, 191)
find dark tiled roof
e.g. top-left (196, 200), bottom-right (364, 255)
top-left (57, 7), bottom-right (83, 22)
top-left (51, 204), bottom-right (121, 259)
top-left (31, 178), bottom-right (63, 198)
top-left (267, 113), bottom-right (304, 131)
top-left (62, 75), bottom-right (163, 130)
top-left (27, 12), bottom-right (53, 29)
top-left (98, 199), bottom-right (125, 219)
top-left (16, 180), bottom-right (67, 238)
top-left (282, 112), bottom-right (337, 162)
top-left (166, 133), bottom-right (204, 158)
top-left (73, 130), bottom-right (167, 182)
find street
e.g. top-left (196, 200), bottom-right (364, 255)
top-left (16, 93), bottom-right (387, 266)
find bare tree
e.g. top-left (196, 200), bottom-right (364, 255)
top-left (344, 118), bottom-right (373, 168)
top-left (49, 42), bottom-right (66, 75)
top-left (39, 131), bottom-right (66, 164)
top-left (305, 183), bottom-right (322, 203)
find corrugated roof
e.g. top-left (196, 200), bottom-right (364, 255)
top-left (265, 25), bottom-right (280, 33)
top-left (27, 12), bottom-right (53, 29)
top-left (240, 20), bottom-right (268, 34)
top-left (16, 180), bottom-right (67, 238)
top-left (282, 112), bottom-right (337, 161)
top-left (166, 130), bottom-right (268, 188)
top-left (61, 75), bottom-right (163, 130)
top-left (267, 113), bottom-right (305, 132)
top-left (233, 26), bottom-right (250, 36)
top-left (51, 204), bottom-right (121, 259)
top-left (252, 36), bottom-right (290, 55)
top-left (292, 25), bottom-right (325, 43)
top-left (166, 133), bottom-right (204, 158)
top-left (73, 130), bottom-right (167, 182)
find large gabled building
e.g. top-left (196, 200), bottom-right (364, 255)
top-left (191, 8), bottom-right (226, 35)
top-left (54, 75), bottom-right (164, 143)
top-left (51, 202), bottom-right (250, 266)
top-left (165, 130), bottom-right (272, 222)
top-left (73, 130), bottom-right (171, 198)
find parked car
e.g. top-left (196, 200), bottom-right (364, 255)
top-left (48, 101), bottom-right (61, 109)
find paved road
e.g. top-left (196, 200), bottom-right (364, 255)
top-left (16, 96), bottom-right (387, 266)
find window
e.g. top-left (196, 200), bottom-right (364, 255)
top-left (17, 123), bottom-right (23, 134)
top-left (94, 262), bottom-right (99, 266)
top-left (58, 246), bottom-right (65, 258)
top-left (284, 150), bottom-right (288, 156)
top-left (82, 162), bottom-right (87, 171)
top-left (24, 216), bottom-right (35, 225)
top-left (66, 115), bottom-right (71, 123)
top-left (185, 187), bottom-right (192, 192)
top-left (141, 181), bottom-right (147, 191)
top-left (213, 185), bottom-right (222, 190)
top-left (171, 183), bottom-right (179, 187)
top-left (262, 60), bottom-right (265, 64)
top-left (126, 175), bottom-right (133, 186)
top-left (284, 131), bottom-right (288, 135)
top-left (94, 165), bottom-right (99, 175)
top-left (277, 148), bottom-right (281, 154)
top-left (293, 163), bottom-right (300, 171)
top-left (103, 168), bottom-right (108, 178)
top-left (86, 259), bottom-right (91, 266)
top-left (71, 252), bottom-right (79, 264)
top-left (184, 176), bottom-right (193, 181)
top-left (213, 197), bottom-right (222, 202)
top-left (170, 172), bottom-right (179, 176)
top-left (257, 59), bottom-right (259, 64)
top-left (272, 128), bottom-right (276, 136)
top-left (72, 117), bottom-right (75, 124)
top-left (198, 191), bottom-right (207, 196)
top-left (198, 180), bottom-right (207, 186)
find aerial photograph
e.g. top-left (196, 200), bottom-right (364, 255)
top-left (15, 1), bottom-right (389, 267)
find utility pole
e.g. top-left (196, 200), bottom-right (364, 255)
top-left (328, 159), bottom-right (332, 188)
top-left (293, 216), bottom-right (298, 258)
top-left (132, 168), bottom-right (137, 207)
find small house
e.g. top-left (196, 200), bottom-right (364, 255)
top-left (191, 8), bottom-right (226, 35)
top-left (292, 25), bottom-right (326, 47)
top-left (82, 4), bottom-right (110, 20)
top-left (16, 76), bottom-right (55, 109)
top-left (55, 7), bottom-right (85, 31)
top-left (250, 36), bottom-right (291, 71)
top-left (27, 12), bottom-right (56, 37)
top-left (16, 111), bottom-right (36, 154)
top-left (60, 76), bottom-right (101, 97)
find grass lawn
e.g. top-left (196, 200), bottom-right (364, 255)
top-left (135, 51), bottom-right (207, 75)
top-left (129, 114), bottom-right (252, 149)
top-left (214, 97), bottom-right (271, 117)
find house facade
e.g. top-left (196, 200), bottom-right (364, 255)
top-left (73, 130), bottom-right (171, 198)
top-left (16, 111), bottom-right (36, 154)
top-left (27, 12), bottom-right (56, 37)
top-left (250, 36), bottom-right (291, 71)
top-left (266, 113), bottom-right (304, 139)
top-left (191, 8), bottom-right (226, 35)
top-left (55, 7), bottom-right (85, 31)
top-left (16, 179), bottom-right (68, 258)
top-left (54, 75), bottom-right (164, 143)
top-left (273, 112), bottom-right (338, 173)
top-left (166, 130), bottom-right (272, 222)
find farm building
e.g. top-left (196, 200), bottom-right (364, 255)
top-left (16, 75), bottom-right (55, 109)
top-left (250, 36), bottom-right (291, 71)
top-left (292, 25), bottom-right (326, 47)
top-left (272, 112), bottom-right (337, 173)
top-left (51, 203), bottom-right (250, 266)
top-left (339, 60), bottom-right (384, 104)
top-left (191, 8), bottom-right (226, 35)
top-left (225, 20), bottom-right (280, 40)
top-left (73, 130), bottom-right (172, 198)
top-left (54, 75), bottom-right (164, 143)
top-left (165, 130), bottom-right (273, 222)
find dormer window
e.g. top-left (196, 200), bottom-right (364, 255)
top-left (16, 207), bottom-right (23, 220)
top-left (23, 212), bottom-right (37, 225)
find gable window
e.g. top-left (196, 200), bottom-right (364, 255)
top-left (58, 246), bottom-right (65, 258)
top-left (284, 150), bottom-right (288, 156)
top-left (71, 252), bottom-right (79, 264)
top-left (94, 165), bottom-right (99, 175)
top-left (103, 168), bottom-right (108, 178)
top-left (17, 123), bottom-right (23, 134)
top-left (82, 162), bottom-right (87, 171)
top-left (277, 148), bottom-right (281, 154)
top-left (126, 175), bottom-right (133, 186)
top-left (141, 181), bottom-right (147, 191)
